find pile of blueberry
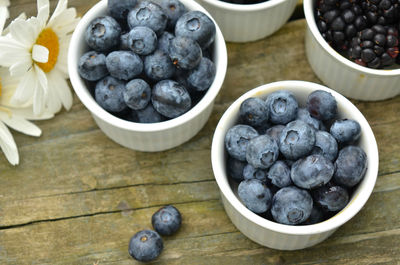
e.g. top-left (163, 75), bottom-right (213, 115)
top-left (225, 90), bottom-right (368, 225)
top-left (78, 0), bottom-right (216, 123)
top-left (315, 0), bottom-right (400, 69)
top-left (219, 0), bottom-right (267, 4)
top-left (129, 205), bottom-right (182, 262)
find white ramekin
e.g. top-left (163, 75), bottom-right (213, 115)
top-left (68, 0), bottom-right (227, 152)
top-left (196, 0), bottom-right (298, 43)
top-left (304, 0), bottom-right (400, 101)
top-left (211, 80), bottom-right (379, 250)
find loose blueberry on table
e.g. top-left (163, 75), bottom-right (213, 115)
top-left (315, 0), bottom-right (400, 69)
top-left (225, 89), bottom-right (368, 225)
top-left (78, 0), bottom-right (217, 123)
top-left (152, 205), bottom-right (182, 236)
top-left (128, 229), bottom-right (163, 262)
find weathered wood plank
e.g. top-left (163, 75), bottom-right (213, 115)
top-left (1, 200), bottom-right (399, 265)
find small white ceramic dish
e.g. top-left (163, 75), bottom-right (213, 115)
top-left (304, 0), bottom-right (400, 101)
top-left (68, 0), bottom-right (227, 152)
top-left (197, 0), bottom-right (298, 42)
top-left (211, 80), bottom-right (379, 250)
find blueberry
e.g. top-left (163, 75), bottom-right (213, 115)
top-left (271, 186), bottom-right (313, 225)
top-left (302, 205), bottom-right (325, 225)
top-left (246, 135), bottom-right (279, 169)
top-left (224, 125), bottom-right (259, 161)
top-left (330, 119), bottom-right (361, 144)
top-left (78, 51), bottom-right (108, 81)
top-left (291, 154), bottom-right (334, 189)
top-left (307, 90), bottom-right (337, 121)
top-left (312, 182), bottom-right (349, 212)
top-left (85, 16), bottom-right (121, 52)
top-left (128, 230), bottom-right (163, 262)
top-left (265, 125), bottom-right (285, 145)
top-left (175, 11), bottom-right (216, 49)
top-left (160, 0), bottom-right (187, 30)
top-left (265, 90), bottom-right (298, 125)
top-left (239, 97), bottom-right (269, 127)
top-left (169, 36), bottom-right (202, 70)
top-left (120, 32), bottom-right (130, 50)
top-left (227, 156), bottom-right (246, 182)
top-left (135, 104), bottom-right (166, 123)
top-left (279, 120), bottom-right (316, 160)
top-left (334, 146), bottom-right (367, 187)
top-left (152, 205), bottom-right (182, 236)
top-left (243, 164), bottom-right (267, 182)
top-left (123, 79), bottom-right (151, 110)
top-left (157, 31), bottom-right (174, 53)
top-left (144, 50), bottom-right (176, 81)
top-left (151, 80), bottom-right (191, 118)
top-left (311, 130), bottom-right (338, 161)
top-left (108, 0), bottom-right (138, 20)
top-left (296, 108), bottom-right (322, 130)
top-left (106, 51), bottom-right (143, 80)
top-left (127, 26), bottom-right (158, 55)
top-left (187, 57), bottom-right (216, 92)
top-left (95, 76), bottom-right (127, 113)
top-left (127, 1), bottom-right (167, 36)
top-left (268, 161), bottom-right (292, 188)
top-left (238, 179), bottom-right (272, 213)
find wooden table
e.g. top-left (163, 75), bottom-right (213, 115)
top-left (1, 1), bottom-right (399, 264)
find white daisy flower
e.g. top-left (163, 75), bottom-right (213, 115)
top-left (0, 0), bottom-right (9, 33)
top-left (0, 0), bottom-right (80, 116)
top-left (0, 67), bottom-right (54, 165)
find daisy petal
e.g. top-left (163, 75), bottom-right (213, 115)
top-left (54, 72), bottom-right (73, 110)
top-left (9, 56), bottom-right (32, 76)
top-left (11, 68), bottom-right (35, 105)
top-left (9, 18), bottom-right (37, 47)
top-left (37, 1), bottom-right (50, 29)
top-left (32, 44), bottom-right (49, 63)
top-left (34, 64), bottom-right (48, 95)
top-left (46, 72), bottom-right (62, 113)
top-left (0, 113), bottom-right (42, 137)
top-left (0, 6), bottom-right (9, 33)
top-left (48, 0), bottom-right (67, 25)
top-left (0, 122), bottom-right (19, 165)
top-left (33, 80), bottom-right (45, 116)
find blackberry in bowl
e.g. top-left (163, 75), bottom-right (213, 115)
top-left (304, 0), bottom-right (400, 100)
top-left (68, 0), bottom-right (227, 152)
top-left (211, 80), bottom-right (378, 250)
top-left (197, 0), bottom-right (298, 42)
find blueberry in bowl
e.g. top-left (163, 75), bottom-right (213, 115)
top-left (69, 0), bottom-right (227, 152)
top-left (211, 80), bottom-right (378, 250)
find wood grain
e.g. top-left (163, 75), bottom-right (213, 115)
top-left (0, 1), bottom-right (399, 265)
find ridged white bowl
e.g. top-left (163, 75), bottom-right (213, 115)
top-left (211, 80), bottom-right (378, 250)
top-left (304, 0), bottom-right (400, 101)
top-left (68, 0), bottom-right (227, 152)
top-left (197, 0), bottom-right (298, 43)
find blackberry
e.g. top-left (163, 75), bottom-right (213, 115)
top-left (348, 25), bottom-right (399, 68)
top-left (361, 0), bottom-right (400, 26)
top-left (316, 0), bottom-right (367, 49)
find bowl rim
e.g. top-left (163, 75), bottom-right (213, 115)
top-left (211, 80), bottom-right (379, 235)
top-left (68, 0), bottom-right (227, 133)
top-left (199, 0), bottom-right (293, 11)
top-left (303, 0), bottom-right (400, 76)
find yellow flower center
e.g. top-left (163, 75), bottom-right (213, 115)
top-left (34, 28), bottom-right (60, 73)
